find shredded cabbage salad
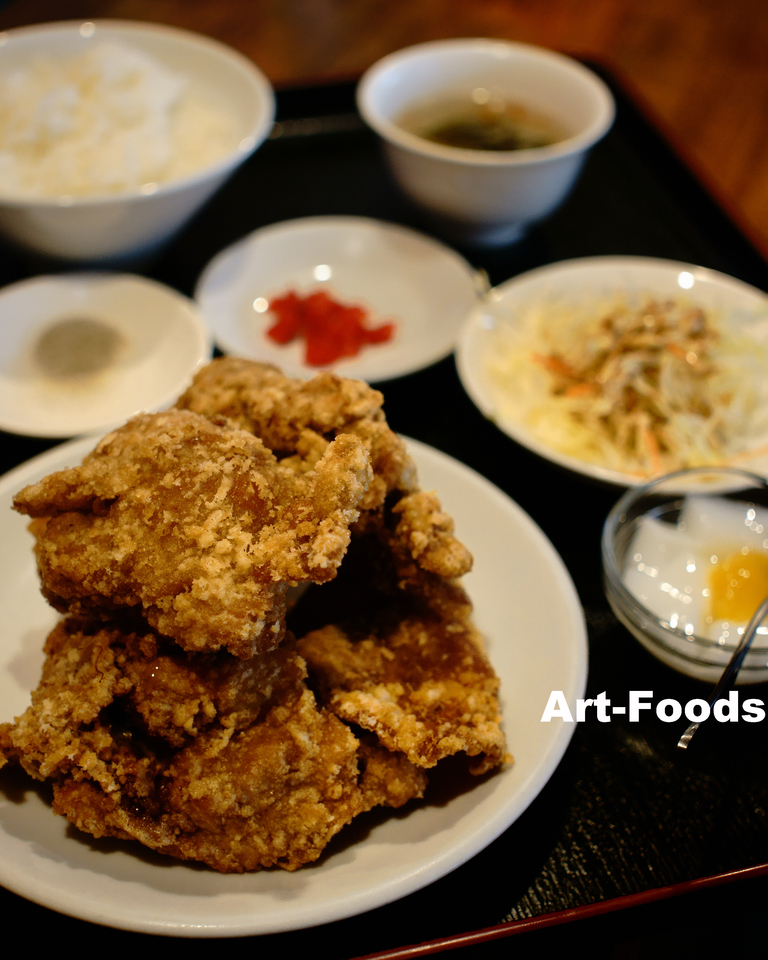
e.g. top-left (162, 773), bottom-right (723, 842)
top-left (487, 294), bottom-right (768, 477)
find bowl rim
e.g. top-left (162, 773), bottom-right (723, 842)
top-left (602, 465), bottom-right (768, 660)
top-left (356, 37), bottom-right (615, 168)
top-left (0, 18), bottom-right (275, 207)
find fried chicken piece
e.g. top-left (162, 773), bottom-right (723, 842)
top-left (0, 618), bottom-right (302, 773)
top-left (157, 689), bottom-right (425, 871)
top-left (297, 587), bottom-right (506, 775)
top-left (290, 514), bottom-right (504, 776)
top-left (13, 409), bottom-right (372, 658)
top-left (175, 358), bottom-right (472, 582)
top-left (0, 617), bottom-right (427, 872)
top-left (389, 490), bottom-right (473, 580)
top-left (147, 685), bottom-right (367, 871)
top-left (118, 629), bottom-right (304, 747)
top-left (0, 618), bottom-right (126, 780)
top-left (357, 732), bottom-right (429, 808)
top-left (176, 357), bottom-right (416, 512)
top-left (48, 684), bottom-right (417, 872)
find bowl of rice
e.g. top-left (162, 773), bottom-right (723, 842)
top-left (0, 19), bottom-right (275, 262)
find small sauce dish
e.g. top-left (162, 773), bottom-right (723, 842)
top-left (194, 215), bottom-right (480, 382)
top-left (0, 272), bottom-right (212, 437)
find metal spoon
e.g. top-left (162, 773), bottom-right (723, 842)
top-left (677, 594), bottom-right (768, 750)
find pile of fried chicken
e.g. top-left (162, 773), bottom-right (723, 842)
top-left (0, 358), bottom-right (507, 873)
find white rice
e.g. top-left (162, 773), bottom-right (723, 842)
top-left (0, 41), bottom-right (239, 198)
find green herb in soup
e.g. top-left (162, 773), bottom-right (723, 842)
top-left (398, 96), bottom-right (567, 152)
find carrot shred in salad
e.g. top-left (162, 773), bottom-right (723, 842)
top-left (487, 295), bottom-right (768, 477)
top-left (266, 289), bottom-right (395, 366)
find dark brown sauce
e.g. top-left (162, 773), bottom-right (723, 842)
top-left (399, 97), bottom-right (567, 152)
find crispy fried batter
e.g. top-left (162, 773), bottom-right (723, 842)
top-left (288, 501), bottom-right (504, 776)
top-left (13, 409), bottom-right (372, 658)
top-left (175, 358), bottom-right (472, 582)
top-left (47, 684), bottom-right (368, 872)
top-left (356, 732), bottom-right (429, 808)
top-left (118, 630), bottom-right (304, 747)
top-left (0, 618), bottom-right (303, 776)
top-left (148, 685), bottom-right (367, 872)
top-left (390, 490), bottom-right (473, 580)
top-left (297, 583), bottom-right (505, 776)
top-left (1, 617), bottom-right (426, 872)
top-left (176, 358), bottom-right (416, 512)
top-left (0, 619), bottom-right (126, 781)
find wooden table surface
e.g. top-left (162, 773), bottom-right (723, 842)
top-left (0, 0), bottom-right (767, 263)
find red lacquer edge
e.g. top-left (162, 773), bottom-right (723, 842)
top-left (352, 862), bottom-right (768, 960)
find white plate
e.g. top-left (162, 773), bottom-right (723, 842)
top-left (194, 216), bottom-right (480, 381)
top-left (0, 273), bottom-right (213, 437)
top-left (457, 256), bottom-right (768, 486)
top-left (0, 435), bottom-right (587, 936)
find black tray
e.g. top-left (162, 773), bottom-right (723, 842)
top-left (2, 66), bottom-right (768, 957)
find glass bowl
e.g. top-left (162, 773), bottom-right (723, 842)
top-left (602, 467), bottom-right (768, 683)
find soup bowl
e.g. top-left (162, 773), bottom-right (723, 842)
top-left (357, 38), bottom-right (614, 246)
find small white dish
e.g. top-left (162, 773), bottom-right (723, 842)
top-left (0, 273), bottom-right (213, 437)
top-left (457, 256), bottom-right (768, 486)
top-left (0, 435), bottom-right (586, 936)
top-left (194, 215), bottom-right (481, 381)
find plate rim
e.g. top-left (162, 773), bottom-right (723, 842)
top-left (0, 434), bottom-right (587, 936)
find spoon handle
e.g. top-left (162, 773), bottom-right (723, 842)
top-left (677, 594), bottom-right (768, 750)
